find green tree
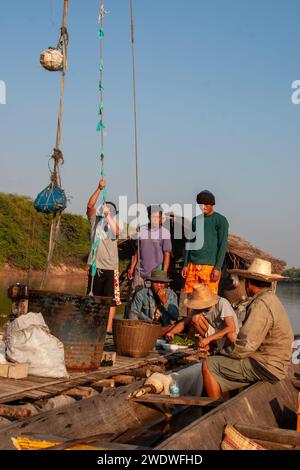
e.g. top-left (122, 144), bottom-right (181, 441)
top-left (0, 193), bottom-right (90, 270)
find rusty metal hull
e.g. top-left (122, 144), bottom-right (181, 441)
top-left (28, 290), bottom-right (111, 370)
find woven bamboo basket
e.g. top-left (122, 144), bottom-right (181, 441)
top-left (40, 48), bottom-right (63, 71)
top-left (113, 319), bottom-right (162, 358)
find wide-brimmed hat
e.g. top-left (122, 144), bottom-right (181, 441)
top-left (227, 258), bottom-right (287, 282)
top-left (147, 270), bottom-right (172, 283)
top-left (184, 284), bottom-right (220, 310)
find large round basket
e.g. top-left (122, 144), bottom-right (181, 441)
top-left (40, 48), bottom-right (63, 71)
top-left (113, 319), bottom-right (162, 358)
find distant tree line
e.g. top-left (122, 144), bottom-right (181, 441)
top-left (283, 267), bottom-right (300, 281)
top-left (0, 193), bottom-right (91, 270)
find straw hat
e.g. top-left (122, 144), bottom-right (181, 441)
top-left (184, 284), bottom-right (220, 310)
top-left (227, 258), bottom-right (287, 282)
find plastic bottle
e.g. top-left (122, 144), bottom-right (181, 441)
top-left (169, 376), bottom-right (180, 397)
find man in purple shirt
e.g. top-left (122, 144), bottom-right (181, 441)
top-left (127, 205), bottom-right (172, 291)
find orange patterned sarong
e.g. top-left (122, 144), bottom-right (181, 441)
top-left (183, 263), bottom-right (220, 294)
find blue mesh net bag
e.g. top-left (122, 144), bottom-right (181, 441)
top-left (34, 184), bottom-right (67, 214)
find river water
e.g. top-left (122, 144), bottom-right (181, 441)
top-left (0, 272), bottom-right (299, 332)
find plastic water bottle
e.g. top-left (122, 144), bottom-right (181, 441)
top-left (169, 377), bottom-right (180, 397)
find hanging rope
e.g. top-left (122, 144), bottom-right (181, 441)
top-left (41, 0), bottom-right (69, 288)
top-left (130, 0), bottom-right (141, 276)
top-left (88, 0), bottom-right (108, 296)
top-left (97, 0), bottom-right (107, 202)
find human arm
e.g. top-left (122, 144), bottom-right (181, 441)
top-left (214, 216), bottom-right (229, 271)
top-left (220, 299), bottom-right (273, 358)
top-left (103, 205), bottom-right (121, 237)
top-left (199, 316), bottom-right (236, 349)
top-left (182, 217), bottom-right (198, 275)
top-left (162, 230), bottom-right (172, 272)
top-left (86, 179), bottom-right (106, 218)
top-left (163, 251), bottom-right (171, 272)
top-left (153, 288), bottom-right (179, 322)
top-left (166, 317), bottom-right (192, 341)
top-left (129, 290), bottom-right (151, 322)
top-left (127, 251), bottom-right (138, 280)
top-left (183, 249), bottom-right (190, 268)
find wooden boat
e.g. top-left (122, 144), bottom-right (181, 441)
top-left (156, 370), bottom-right (300, 450)
top-left (0, 364), bottom-right (299, 450)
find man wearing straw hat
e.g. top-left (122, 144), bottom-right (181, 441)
top-left (202, 258), bottom-right (293, 398)
top-left (129, 269), bottom-right (179, 327)
top-left (167, 284), bottom-right (239, 350)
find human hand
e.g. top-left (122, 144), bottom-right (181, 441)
top-left (199, 337), bottom-right (210, 349)
top-left (102, 204), bottom-right (110, 217)
top-left (181, 266), bottom-right (188, 279)
top-left (153, 308), bottom-right (162, 321)
top-left (156, 288), bottom-right (167, 305)
top-left (211, 268), bottom-right (221, 282)
top-left (127, 267), bottom-right (134, 280)
top-left (98, 178), bottom-right (106, 190)
top-left (166, 331), bottom-right (174, 342)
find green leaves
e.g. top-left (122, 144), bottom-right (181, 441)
top-left (0, 193), bottom-right (91, 270)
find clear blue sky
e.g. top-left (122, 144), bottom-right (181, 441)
top-left (1, 0), bottom-right (300, 267)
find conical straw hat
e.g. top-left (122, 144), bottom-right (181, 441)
top-left (184, 284), bottom-right (220, 310)
top-left (228, 258), bottom-right (287, 282)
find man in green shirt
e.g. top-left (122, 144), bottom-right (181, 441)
top-left (182, 190), bottom-right (229, 295)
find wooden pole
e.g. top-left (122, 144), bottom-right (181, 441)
top-left (112, 375), bottom-right (136, 385)
top-left (235, 423), bottom-right (300, 446)
top-left (41, 0), bottom-right (69, 289)
top-left (55, 0), bottom-right (69, 154)
top-left (0, 404), bottom-right (33, 420)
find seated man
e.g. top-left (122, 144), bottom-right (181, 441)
top-left (202, 258), bottom-right (294, 398)
top-left (167, 284), bottom-right (239, 350)
top-left (129, 270), bottom-right (179, 327)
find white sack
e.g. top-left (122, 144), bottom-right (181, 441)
top-left (5, 312), bottom-right (69, 378)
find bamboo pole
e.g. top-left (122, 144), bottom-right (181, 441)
top-left (41, 0), bottom-right (69, 289)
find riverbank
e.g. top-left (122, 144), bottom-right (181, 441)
top-left (0, 264), bottom-right (86, 278)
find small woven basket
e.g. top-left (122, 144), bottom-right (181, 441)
top-left (113, 319), bottom-right (162, 358)
top-left (40, 48), bottom-right (63, 71)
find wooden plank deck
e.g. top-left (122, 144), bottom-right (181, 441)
top-left (132, 394), bottom-right (223, 407)
top-left (0, 346), bottom-right (192, 404)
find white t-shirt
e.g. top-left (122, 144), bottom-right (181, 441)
top-left (204, 297), bottom-right (239, 333)
top-left (190, 297), bottom-right (239, 334)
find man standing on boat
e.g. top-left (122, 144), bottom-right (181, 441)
top-left (202, 259), bottom-right (293, 398)
top-left (86, 179), bottom-right (122, 335)
top-left (182, 190), bottom-right (229, 295)
top-left (127, 204), bottom-right (172, 291)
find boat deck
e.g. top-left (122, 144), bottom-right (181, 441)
top-left (0, 344), bottom-right (194, 404)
